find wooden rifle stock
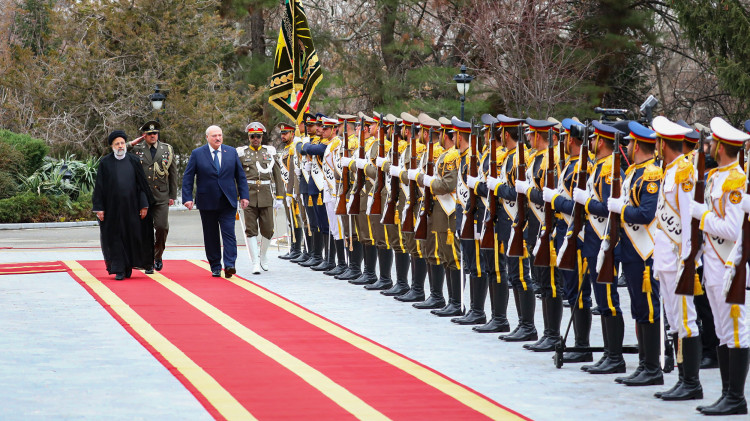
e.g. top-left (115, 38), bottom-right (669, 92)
top-left (381, 125), bottom-right (400, 225)
top-left (370, 119), bottom-right (385, 215)
top-left (596, 132), bottom-right (622, 284)
top-left (508, 125), bottom-right (528, 257)
top-left (675, 131), bottom-right (706, 295)
top-left (347, 119), bottom-right (366, 215)
top-left (461, 120), bottom-right (479, 240)
top-left (558, 127), bottom-right (589, 271)
top-left (480, 125), bottom-right (498, 249)
top-left (414, 128), bottom-right (434, 240)
top-left (401, 124), bottom-right (418, 232)
top-left (335, 123), bottom-right (350, 215)
top-left (726, 148), bottom-right (749, 304)
top-left (534, 129), bottom-right (556, 267)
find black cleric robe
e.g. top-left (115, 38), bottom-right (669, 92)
top-left (92, 153), bottom-right (155, 274)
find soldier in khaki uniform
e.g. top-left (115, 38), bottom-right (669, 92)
top-left (334, 114), bottom-right (363, 280)
top-left (129, 120), bottom-right (177, 273)
top-left (238, 122), bottom-right (285, 274)
top-left (277, 123), bottom-right (304, 261)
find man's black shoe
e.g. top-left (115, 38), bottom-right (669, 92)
top-left (154, 260), bottom-right (163, 271)
top-left (224, 267), bottom-right (236, 278)
top-left (115, 273), bottom-right (125, 280)
top-left (145, 267), bottom-right (154, 274)
top-left (212, 269), bottom-right (221, 277)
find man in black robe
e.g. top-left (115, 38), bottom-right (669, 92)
top-left (92, 130), bottom-right (155, 280)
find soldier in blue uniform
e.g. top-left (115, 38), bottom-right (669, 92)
top-left (296, 114), bottom-right (324, 267)
top-left (606, 121), bottom-right (663, 386)
top-left (543, 118), bottom-right (594, 363)
top-left (572, 120), bottom-right (626, 374)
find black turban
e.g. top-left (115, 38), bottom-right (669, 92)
top-left (108, 130), bottom-right (128, 145)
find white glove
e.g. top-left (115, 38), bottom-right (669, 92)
top-left (389, 166), bottom-right (402, 177)
top-left (690, 199), bottom-right (708, 220)
top-left (515, 178), bottom-right (530, 194)
top-left (273, 199), bottom-right (283, 209)
top-left (407, 169), bottom-right (419, 181)
top-left (486, 176), bottom-right (500, 191)
top-left (741, 194), bottom-right (750, 214)
top-left (573, 188), bottom-right (589, 205)
top-left (466, 175), bottom-right (480, 189)
top-left (285, 196), bottom-right (292, 207)
top-left (542, 187), bottom-right (556, 203)
top-left (341, 156), bottom-right (352, 167)
top-left (422, 174), bottom-right (434, 186)
top-left (294, 167), bottom-right (301, 176)
top-left (375, 157), bottom-right (386, 167)
top-left (355, 158), bottom-right (367, 169)
top-left (304, 162), bottom-right (312, 172)
top-left (607, 196), bottom-right (625, 214)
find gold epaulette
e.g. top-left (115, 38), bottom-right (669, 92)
top-left (433, 144), bottom-right (444, 159)
top-left (311, 135), bottom-right (320, 144)
top-left (347, 134), bottom-right (359, 150)
top-left (525, 150), bottom-right (537, 167)
top-left (722, 167), bottom-right (746, 193)
top-left (674, 158), bottom-right (694, 184)
top-left (384, 139), bottom-right (392, 154)
top-left (588, 151), bottom-right (595, 161)
top-left (415, 142), bottom-right (426, 156)
top-left (643, 163), bottom-right (663, 182)
top-left (599, 156), bottom-right (613, 178)
top-left (497, 147), bottom-right (510, 166)
top-left (398, 140), bottom-right (408, 154)
top-left (364, 136), bottom-right (376, 150)
top-left (443, 148), bottom-right (460, 171)
top-left (328, 136), bottom-right (341, 149)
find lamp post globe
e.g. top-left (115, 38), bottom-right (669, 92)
top-left (453, 65), bottom-right (474, 121)
top-left (149, 85), bottom-right (166, 111)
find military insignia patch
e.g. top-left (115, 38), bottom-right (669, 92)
top-left (446, 162), bottom-right (456, 171)
top-left (729, 190), bottom-right (742, 204)
top-left (682, 180), bottom-right (694, 192)
top-left (646, 182), bottom-right (658, 194)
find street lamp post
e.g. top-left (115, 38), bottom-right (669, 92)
top-left (148, 85), bottom-right (167, 121)
top-left (453, 65), bottom-right (474, 121)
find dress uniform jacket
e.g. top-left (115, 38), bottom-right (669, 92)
top-left (237, 144), bottom-right (284, 207)
top-left (131, 141), bottom-right (178, 205)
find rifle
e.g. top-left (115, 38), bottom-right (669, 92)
top-left (558, 126), bottom-right (589, 271)
top-left (508, 125), bottom-right (528, 257)
top-left (675, 130), bottom-right (706, 295)
top-left (725, 148), bottom-right (748, 304)
top-left (534, 129), bottom-right (556, 267)
top-left (461, 119), bottom-right (479, 240)
top-left (369, 118), bottom-right (385, 215)
top-left (596, 132), bottom-right (622, 284)
top-left (335, 122), bottom-right (350, 215)
top-left (414, 127), bottom-right (434, 240)
top-left (479, 124), bottom-right (497, 248)
top-left (347, 118), bottom-right (365, 215)
top-left (401, 124), bottom-right (418, 232)
top-left (381, 122), bottom-right (400, 225)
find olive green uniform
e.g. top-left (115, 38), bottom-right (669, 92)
top-left (237, 144), bottom-right (285, 239)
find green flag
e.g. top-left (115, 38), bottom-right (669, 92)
top-left (269, 0), bottom-right (322, 124)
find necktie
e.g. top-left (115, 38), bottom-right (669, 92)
top-left (213, 149), bottom-right (220, 173)
top-left (150, 146), bottom-right (156, 159)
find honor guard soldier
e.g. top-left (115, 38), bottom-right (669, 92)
top-left (651, 116), bottom-right (703, 400)
top-left (606, 120), bottom-right (663, 386)
top-left (392, 113), bottom-right (429, 303)
top-left (691, 117), bottom-right (749, 416)
top-left (334, 115), bottom-right (363, 281)
top-left (237, 122), bottom-right (285, 274)
top-left (543, 118), bottom-right (594, 362)
top-left (518, 118), bottom-right (563, 352)
top-left (291, 114), bottom-right (318, 265)
top-left (128, 120), bottom-right (177, 273)
top-left (277, 122), bottom-right (304, 261)
top-left (319, 116), bottom-right (349, 276)
top-left (572, 120), bottom-right (626, 374)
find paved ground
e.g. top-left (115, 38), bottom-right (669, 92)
top-left (1, 210), bottom-right (746, 420)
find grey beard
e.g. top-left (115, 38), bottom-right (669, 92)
top-left (114, 148), bottom-right (126, 159)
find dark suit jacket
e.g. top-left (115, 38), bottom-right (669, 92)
top-left (182, 144), bottom-right (250, 210)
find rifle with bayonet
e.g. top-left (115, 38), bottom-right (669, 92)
top-left (675, 130), bottom-right (706, 295)
top-left (381, 122), bottom-right (400, 225)
top-left (461, 119), bottom-right (479, 240)
top-left (369, 118), bottom-right (385, 215)
top-left (534, 129), bottom-right (556, 267)
top-left (347, 118), bottom-right (365, 215)
top-left (596, 132), bottom-right (622, 284)
top-left (558, 126), bottom-right (589, 271)
top-left (335, 122), bottom-right (350, 215)
top-left (401, 124), bottom-right (418, 232)
top-left (508, 125), bottom-right (528, 257)
top-left (479, 124), bottom-right (497, 249)
top-left (414, 127), bottom-right (434, 240)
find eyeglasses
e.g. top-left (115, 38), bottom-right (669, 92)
top-left (249, 134), bottom-right (262, 139)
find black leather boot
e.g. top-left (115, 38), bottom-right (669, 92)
top-left (453, 274), bottom-right (488, 325)
top-left (349, 245), bottom-right (378, 285)
top-left (382, 252), bottom-right (410, 296)
top-left (502, 287), bottom-right (538, 342)
top-left (616, 324), bottom-right (644, 383)
top-left (499, 287), bottom-right (523, 340)
top-left (530, 296), bottom-right (563, 352)
top-left (395, 257), bottom-right (426, 302)
top-left (697, 345), bottom-right (729, 412)
top-left (291, 232), bottom-right (312, 263)
top-left (524, 296), bottom-right (548, 349)
top-left (366, 248), bottom-right (393, 290)
top-left (325, 239), bottom-right (348, 276)
top-left (623, 322), bottom-right (664, 386)
top-left (312, 235), bottom-right (336, 271)
top-left (300, 231), bottom-right (323, 267)
top-left (588, 313), bottom-right (626, 374)
top-left (414, 264), bottom-right (445, 309)
top-left (655, 333), bottom-right (680, 397)
top-left (700, 347), bottom-right (748, 415)
top-left (474, 272), bottom-right (510, 332)
top-left (661, 335), bottom-right (703, 400)
top-left (433, 268), bottom-right (463, 317)
top-left (336, 241), bottom-right (362, 280)
top-left (563, 308), bottom-right (593, 363)
top-left (582, 316), bottom-right (609, 372)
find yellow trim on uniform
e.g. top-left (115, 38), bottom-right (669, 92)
top-left (433, 232), bottom-right (441, 265)
top-left (606, 283), bottom-right (617, 316)
top-left (644, 266), bottom-right (654, 323)
top-left (519, 255), bottom-right (528, 291)
top-left (585, 197), bottom-right (593, 214)
top-left (698, 210), bottom-right (710, 231)
top-left (447, 230), bottom-right (460, 270)
top-left (731, 304), bottom-right (741, 348)
top-left (397, 218), bottom-right (405, 253)
top-left (550, 194), bottom-right (560, 211)
top-left (416, 239), bottom-right (423, 258)
top-left (474, 240), bottom-right (482, 277)
top-left (383, 225), bottom-right (390, 249)
top-left (366, 215), bottom-right (374, 241)
top-left (681, 296), bottom-right (693, 337)
top-left (579, 254), bottom-right (587, 309)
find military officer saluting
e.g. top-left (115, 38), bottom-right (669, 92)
top-left (238, 122), bottom-right (285, 274)
top-left (129, 120), bottom-right (177, 273)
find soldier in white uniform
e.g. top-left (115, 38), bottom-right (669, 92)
top-left (690, 117), bottom-right (749, 416)
top-left (320, 116), bottom-right (349, 276)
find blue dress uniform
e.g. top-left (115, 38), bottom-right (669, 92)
top-left (297, 115), bottom-right (324, 268)
top-left (576, 120), bottom-right (626, 375)
top-left (608, 120), bottom-right (663, 386)
top-left (492, 115), bottom-right (536, 342)
top-left (301, 132), bottom-right (332, 269)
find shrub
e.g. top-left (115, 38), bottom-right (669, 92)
top-left (0, 192), bottom-right (96, 223)
top-left (0, 129), bottom-right (49, 176)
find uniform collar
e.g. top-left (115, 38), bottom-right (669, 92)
top-left (250, 144), bottom-right (262, 151)
top-left (664, 153), bottom-right (686, 171)
top-left (626, 157), bottom-right (655, 176)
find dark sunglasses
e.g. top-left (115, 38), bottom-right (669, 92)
top-left (249, 134), bottom-right (262, 139)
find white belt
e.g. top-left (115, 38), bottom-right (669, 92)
top-left (248, 180), bottom-right (271, 185)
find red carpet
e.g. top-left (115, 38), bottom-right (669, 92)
top-left (0, 261), bottom-right (67, 275)
top-left (62, 259), bottom-right (526, 420)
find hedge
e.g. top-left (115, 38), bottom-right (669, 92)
top-left (0, 129), bottom-right (49, 176)
top-left (0, 192), bottom-right (95, 223)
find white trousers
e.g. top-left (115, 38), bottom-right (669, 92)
top-left (704, 254), bottom-right (749, 348)
top-left (656, 269), bottom-right (699, 338)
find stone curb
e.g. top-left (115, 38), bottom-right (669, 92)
top-left (0, 206), bottom-right (190, 230)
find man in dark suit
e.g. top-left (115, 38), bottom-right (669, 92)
top-left (182, 125), bottom-right (250, 278)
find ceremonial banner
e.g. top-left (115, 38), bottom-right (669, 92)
top-left (269, 0), bottom-right (322, 124)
